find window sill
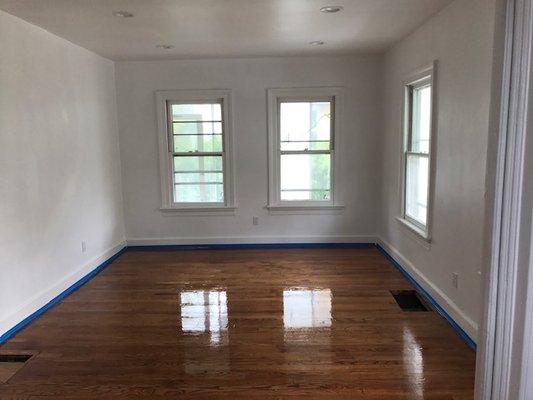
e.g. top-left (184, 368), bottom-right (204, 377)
top-left (396, 216), bottom-right (432, 248)
top-left (266, 204), bottom-right (345, 215)
top-left (160, 206), bottom-right (236, 216)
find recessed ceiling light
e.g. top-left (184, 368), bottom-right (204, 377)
top-left (112, 10), bottom-right (134, 18)
top-left (320, 6), bottom-right (344, 13)
top-left (309, 40), bottom-right (325, 46)
top-left (156, 44), bottom-right (174, 49)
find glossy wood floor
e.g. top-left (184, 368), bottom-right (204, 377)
top-left (0, 248), bottom-right (476, 399)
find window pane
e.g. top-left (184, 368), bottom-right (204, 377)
top-left (174, 183), bottom-right (224, 203)
top-left (174, 156), bottom-right (223, 171)
top-left (173, 134), bottom-right (223, 152)
top-left (280, 101), bottom-right (331, 151)
top-left (175, 172), bottom-right (223, 184)
top-left (173, 155), bottom-right (224, 203)
top-left (411, 85), bottom-right (431, 153)
top-left (281, 141), bottom-right (330, 151)
top-left (173, 122), bottom-right (222, 135)
top-left (171, 103), bottom-right (222, 121)
top-left (280, 154), bottom-right (330, 201)
top-left (405, 154), bottom-right (429, 226)
top-left (281, 189), bottom-right (330, 200)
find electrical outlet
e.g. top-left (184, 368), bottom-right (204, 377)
top-left (81, 241), bottom-right (87, 253)
top-left (252, 216), bottom-right (259, 226)
top-left (452, 272), bottom-right (459, 289)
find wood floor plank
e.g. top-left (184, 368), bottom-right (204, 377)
top-left (0, 248), bottom-right (475, 398)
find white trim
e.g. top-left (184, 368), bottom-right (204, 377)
top-left (0, 241), bottom-right (126, 337)
top-left (395, 216), bottom-right (432, 245)
top-left (266, 86), bottom-right (345, 212)
top-left (127, 235), bottom-right (376, 246)
top-left (398, 61), bottom-right (438, 240)
top-left (155, 89), bottom-right (236, 211)
top-left (519, 211), bottom-right (533, 399)
top-left (476, 0), bottom-right (533, 398)
top-left (159, 206), bottom-right (236, 216)
top-left (266, 204), bottom-right (345, 215)
top-left (378, 237), bottom-right (478, 341)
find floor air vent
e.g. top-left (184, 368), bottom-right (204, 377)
top-left (0, 352), bottom-right (35, 384)
top-left (0, 354), bottom-right (32, 363)
top-left (391, 290), bottom-right (429, 312)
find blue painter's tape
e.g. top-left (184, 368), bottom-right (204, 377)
top-left (0, 247), bottom-right (127, 345)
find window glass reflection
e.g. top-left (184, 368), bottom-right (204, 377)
top-left (180, 290), bottom-right (228, 346)
top-left (283, 288), bottom-right (332, 329)
top-left (403, 325), bottom-right (425, 399)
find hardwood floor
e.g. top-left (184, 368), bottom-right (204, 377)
top-left (0, 247), bottom-right (476, 399)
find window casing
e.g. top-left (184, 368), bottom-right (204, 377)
top-left (267, 87), bottom-right (344, 213)
top-left (156, 90), bottom-right (235, 212)
top-left (400, 63), bottom-right (436, 239)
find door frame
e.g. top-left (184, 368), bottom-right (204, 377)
top-left (476, 0), bottom-right (533, 398)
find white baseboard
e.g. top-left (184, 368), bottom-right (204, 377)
top-left (378, 237), bottom-right (478, 342)
top-left (0, 241), bottom-right (127, 338)
top-left (127, 234), bottom-right (377, 246)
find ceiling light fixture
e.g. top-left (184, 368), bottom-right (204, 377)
top-left (309, 40), bottom-right (325, 46)
top-left (320, 6), bottom-right (344, 13)
top-left (156, 44), bottom-right (174, 49)
top-left (112, 10), bottom-right (134, 18)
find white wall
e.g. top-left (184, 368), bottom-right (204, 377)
top-left (0, 11), bottom-right (125, 337)
top-left (378, 0), bottom-right (498, 341)
top-left (115, 56), bottom-right (381, 245)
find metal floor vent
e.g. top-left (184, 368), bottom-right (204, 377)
top-left (391, 290), bottom-right (430, 312)
top-left (0, 354), bottom-right (32, 363)
top-left (0, 352), bottom-right (35, 384)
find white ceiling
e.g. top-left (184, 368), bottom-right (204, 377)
top-left (0, 0), bottom-right (453, 61)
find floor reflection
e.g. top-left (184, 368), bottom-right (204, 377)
top-left (283, 288), bottom-right (332, 348)
top-left (179, 289), bottom-right (230, 375)
top-left (402, 324), bottom-right (425, 399)
top-left (180, 289), bottom-right (228, 346)
top-left (283, 288), bottom-right (332, 329)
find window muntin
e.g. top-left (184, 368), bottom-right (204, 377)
top-left (169, 101), bottom-right (225, 204)
top-left (278, 99), bottom-right (333, 202)
top-left (403, 77), bottom-right (433, 230)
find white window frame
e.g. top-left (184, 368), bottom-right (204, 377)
top-left (266, 87), bottom-right (345, 214)
top-left (155, 89), bottom-right (236, 214)
top-left (397, 62), bottom-right (437, 241)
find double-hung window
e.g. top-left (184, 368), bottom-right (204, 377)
top-left (400, 63), bottom-right (436, 238)
top-left (267, 87), bottom-right (344, 213)
top-left (156, 90), bottom-right (235, 212)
